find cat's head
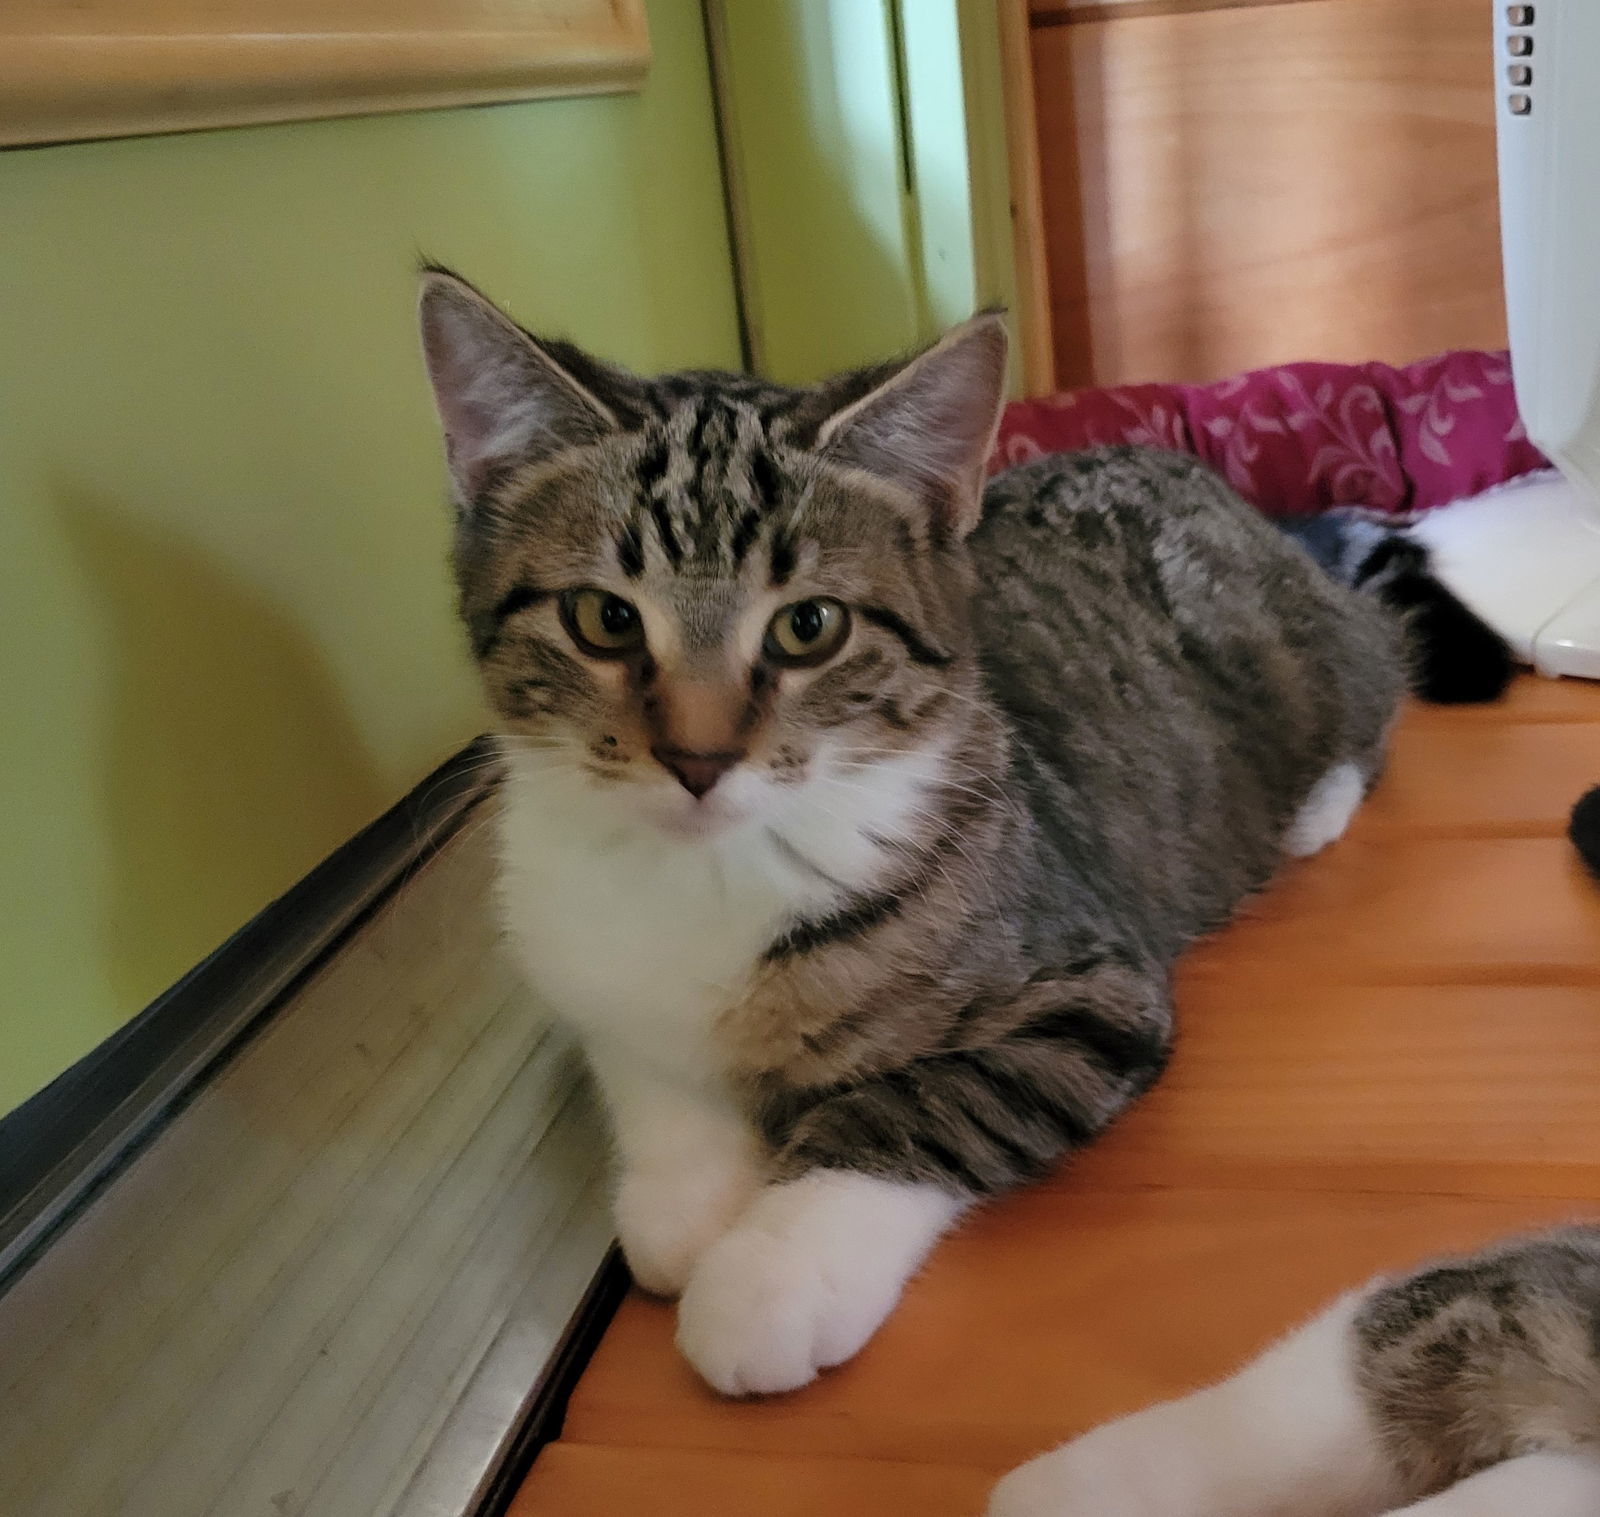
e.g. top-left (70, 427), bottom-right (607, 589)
top-left (418, 268), bottom-right (1007, 844)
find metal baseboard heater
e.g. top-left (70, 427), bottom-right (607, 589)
top-left (0, 744), bottom-right (618, 1517)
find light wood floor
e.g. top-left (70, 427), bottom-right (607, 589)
top-left (512, 677), bottom-right (1600, 1516)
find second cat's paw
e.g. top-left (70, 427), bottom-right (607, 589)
top-left (988, 1451), bottom-right (1112, 1517)
top-left (987, 1434), bottom-right (1173, 1517)
top-left (988, 1456), bottom-right (1074, 1517)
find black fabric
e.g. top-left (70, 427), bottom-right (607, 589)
top-left (1571, 785), bottom-right (1600, 882)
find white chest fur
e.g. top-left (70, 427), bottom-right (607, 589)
top-left (495, 752), bottom-right (823, 1090)
top-left (492, 742), bottom-right (946, 1089)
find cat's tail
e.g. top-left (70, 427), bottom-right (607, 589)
top-left (1571, 785), bottom-right (1600, 882)
top-left (1279, 510), bottom-right (1516, 704)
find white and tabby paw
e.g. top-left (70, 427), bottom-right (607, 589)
top-left (989, 1448), bottom-right (1114, 1517)
top-left (674, 1171), bottom-right (963, 1396)
top-left (613, 1150), bottom-right (764, 1298)
top-left (988, 1439), bottom-right (1168, 1517)
top-left (988, 1400), bottom-right (1234, 1517)
top-left (988, 1453), bottom-right (1077, 1517)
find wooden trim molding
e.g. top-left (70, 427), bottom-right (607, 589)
top-left (1029, 0), bottom-right (1505, 386)
top-left (1031, 0), bottom-right (1304, 26)
top-left (997, 0), bottom-right (1058, 394)
top-left (0, 0), bottom-right (651, 148)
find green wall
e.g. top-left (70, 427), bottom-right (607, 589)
top-left (716, 0), bottom-right (921, 383)
top-left (714, 0), bottom-right (1013, 386)
top-left (0, 0), bottom-right (742, 1113)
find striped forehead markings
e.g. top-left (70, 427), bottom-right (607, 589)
top-left (620, 396), bottom-right (800, 574)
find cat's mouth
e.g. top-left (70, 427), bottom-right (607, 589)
top-left (652, 806), bottom-right (739, 842)
top-left (634, 772), bottom-right (757, 843)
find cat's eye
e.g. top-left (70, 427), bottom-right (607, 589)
top-left (763, 598), bottom-right (851, 667)
top-left (561, 588), bottom-right (645, 657)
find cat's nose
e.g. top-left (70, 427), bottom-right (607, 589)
top-left (652, 746), bottom-right (743, 799)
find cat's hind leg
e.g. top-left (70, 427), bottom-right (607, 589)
top-left (989, 1293), bottom-right (1402, 1517)
top-left (1377, 1452), bottom-right (1600, 1516)
top-left (1284, 760), bottom-right (1368, 858)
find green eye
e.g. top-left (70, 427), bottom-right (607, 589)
top-left (763, 598), bottom-right (851, 667)
top-left (561, 588), bottom-right (644, 657)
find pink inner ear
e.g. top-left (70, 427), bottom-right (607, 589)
top-left (419, 288), bottom-right (535, 502)
top-left (419, 279), bottom-right (613, 507)
top-left (818, 317), bottom-right (1010, 537)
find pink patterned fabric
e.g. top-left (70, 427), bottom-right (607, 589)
top-left (992, 350), bottom-right (1548, 518)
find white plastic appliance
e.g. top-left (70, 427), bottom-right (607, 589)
top-left (1412, 1), bottom-right (1600, 678)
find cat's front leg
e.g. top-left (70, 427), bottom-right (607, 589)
top-left (583, 1039), bottom-right (767, 1297)
top-left (677, 959), bottom-right (1173, 1396)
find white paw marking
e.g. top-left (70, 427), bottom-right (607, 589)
top-left (986, 1416), bottom-right (1190, 1517)
top-left (674, 1171), bottom-right (963, 1396)
top-left (614, 1149), bottom-right (765, 1298)
top-left (988, 1448), bottom-right (1110, 1517)
top-left (988, 1293), bottom-right (1398, 1517)
top-left (1284, 761), bottom-right (1366, 858)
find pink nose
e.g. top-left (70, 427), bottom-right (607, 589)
top-left (649, 742), bottom-right (742, 793)
top-left (652, 747), bottom-right (743, 799)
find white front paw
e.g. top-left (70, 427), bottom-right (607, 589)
top-left (613, 1155), bottom-right (764, 1298)
top-left (674, 1171), bottom-right (962, 1396)
top-left (674, 1212), bottom-right (888, 1395)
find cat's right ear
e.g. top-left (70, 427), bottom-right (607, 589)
top-left (418, 268), bottom-right (621, 510)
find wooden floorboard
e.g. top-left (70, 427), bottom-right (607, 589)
top-left (1365, 714), bottom-right (1600, 836)
top-left (560, 1187), bottom-right (1590, 1472)
top-left (512, 675), bottom-right (1600, 1515)
top-left (509, 1444), bottom-right (996, 1516)
top-left (1081, 981), bottom-right (1600, 1197)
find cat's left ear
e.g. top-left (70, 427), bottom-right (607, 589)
top-left (814, 312), bottom-right (1010, 538)
top-left (418, 267), bottom-right (633, 511)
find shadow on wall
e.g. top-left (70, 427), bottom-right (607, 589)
top-left (56, 486), bottom-right (389, 1012)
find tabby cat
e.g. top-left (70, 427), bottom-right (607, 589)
top-left (991, 1225), bottom-right (1600, 1516)
top-left (418, 269), bottom-right (1452, 1397)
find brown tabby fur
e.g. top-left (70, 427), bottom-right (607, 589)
top-left (417, 267), bottom-right (1412, 1209)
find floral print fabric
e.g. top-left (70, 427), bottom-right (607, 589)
top-left (993, 350), bottom-right (1548, 517)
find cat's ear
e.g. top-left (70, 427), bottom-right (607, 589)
top-left (418, 267), bottom-right (626, 509)
top-left (813, 312), bottom-right (1010, 538)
